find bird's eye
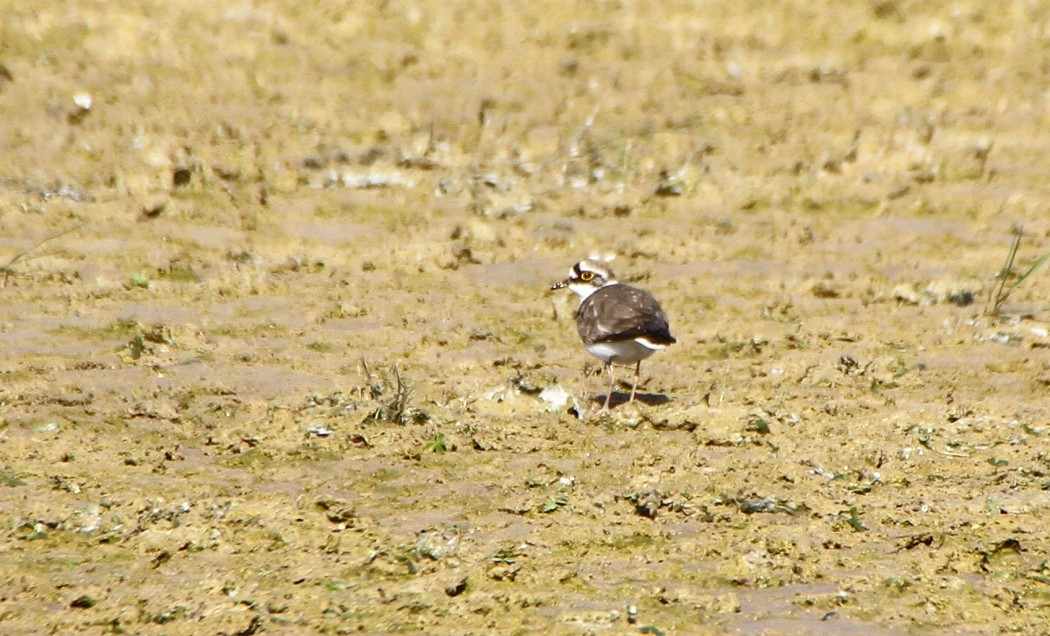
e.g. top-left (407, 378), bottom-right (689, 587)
top-left (579, 271), bottom-right (595, 281)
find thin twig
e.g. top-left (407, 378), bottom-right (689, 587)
top-left (1, 222), bottom-right (84, 286)
top-left (928, 446), bottom-right (971, 459)
top-left (565, 96), bottom-right (607, 160)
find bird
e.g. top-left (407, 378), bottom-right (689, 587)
top-left (552, 257), bottom-right (676, 411)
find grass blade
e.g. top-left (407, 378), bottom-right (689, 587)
top-left (987, 226), bottom-right (1049, 315)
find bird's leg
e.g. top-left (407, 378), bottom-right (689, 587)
top-left (602, 362), bottom-right (615, 411)
top-left (628, 361), bottom-right (641, 403)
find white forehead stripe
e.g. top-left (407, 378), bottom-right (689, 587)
top-left (575, 259), bottom-right (615, 280)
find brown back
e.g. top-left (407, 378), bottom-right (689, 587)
top-left (576, 284), bottom-right (676, 346)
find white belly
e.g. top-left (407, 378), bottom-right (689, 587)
top-left (586, 339), bottom-right (661, 365)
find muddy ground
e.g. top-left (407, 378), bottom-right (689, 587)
top-left (2, 1), bottom-right (1050, 634)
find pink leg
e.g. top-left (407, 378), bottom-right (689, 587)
top-left (602, 362), bottom-right (614, 411)
top-left (628, 361), bottom-right (640, 403)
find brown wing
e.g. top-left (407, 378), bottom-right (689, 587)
top-left (576, 284), bottom-right (676, 346)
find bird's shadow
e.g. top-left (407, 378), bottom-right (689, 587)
top-left (591, 391), bottom-right (672, 410)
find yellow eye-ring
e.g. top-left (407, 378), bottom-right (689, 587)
top-left (579, 271), bottom-right (595, 281)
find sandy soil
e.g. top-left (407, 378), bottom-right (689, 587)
top-left (2, 1), bottom-right (1050, 634)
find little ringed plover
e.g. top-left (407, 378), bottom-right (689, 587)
top-left (552, 258), bottom-right (676, 412)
